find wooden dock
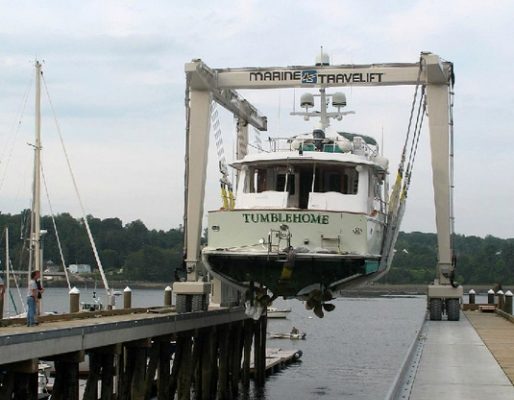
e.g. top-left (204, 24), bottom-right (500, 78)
top-left (250, 348), bottom-right (302, 376)
top-left (0, 305), bottom-right (273, 400)
top-left (466, 310), bottom-right (514, 384)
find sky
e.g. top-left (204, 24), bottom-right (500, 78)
top-left (0, 0), bottom-right (513, 238)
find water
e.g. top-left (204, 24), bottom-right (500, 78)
top-left (3, 286), bottom-right (167, 315)
top-left (4, 287), bottom-right (426, 399)
top-left (252, 296), bottom-right (426, 400)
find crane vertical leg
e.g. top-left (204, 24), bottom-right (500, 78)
top-left (173, 89), bottom-right (211, 310)
top-left (426, 84), bottom-right (452, 281)
top-left (426, 83), bottom-right (462, 320)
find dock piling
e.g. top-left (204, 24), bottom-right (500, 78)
top-left (468, 289), bottom-right (476, 304)
top-left (254, 315), bottom-right (267, 386)
top-left (100, 352), bottom-right (115, 400)
top-left (497, 290), bottom-right (505, 310)
top-left (69, 287), bottom-right (80, 313)
top-left (505, 290), bottom-right (513, 314)
top-left (191, 331), bottom-right (201, 399)
top-left (164, 286), bottom-right (172, 307)
top-left (177, 332), bottom-right (193, 400)
top-left (83, 352), bottom-right (102, 400)
top-left (155, 335), bottom-right (174, 400)
top-left (1, 360), bottom-right (39, 400)
top-left (217, 324), bottom-right (230, 400)
top-left (123, 286), bottom-right (132, 309)
top-left (200, 326), bottom-right (217, 400)
top-left (128, 339), bottom-right (151, 400)
top-left (144, 341), bottom-right (160, 399)
top-left (488, 289), bottom-right (495, 304)
top-left (230, 321), bottom-right (244, 398)
top-left (242, 319), bottom-right (253, 387)
top-left (47, 352), bottom-right (83, 400)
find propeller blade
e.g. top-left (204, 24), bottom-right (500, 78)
top-left (305, 298), bottom-right (316, 310)
top-left (258, 294), bottom-right (271, 307)
top-left (310, 289), bottom-right (322, 301)
top-left (322, 303), bottom-right (336, 312)
top-left (322, 289), bottom-right (333, 302)
top-left (313, 304), bottom-right (324, 318)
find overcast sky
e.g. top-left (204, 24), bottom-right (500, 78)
top-left (0, 0), bottom-right (512, 238)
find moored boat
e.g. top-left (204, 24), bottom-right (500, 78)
top-left (267, 307), bottom-right (292, 319)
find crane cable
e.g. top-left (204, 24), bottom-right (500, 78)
top-left (403, 86), bottom-right (426, 194)
top-left (379, 57), bottom-right (426, 273)
top-left (210, 101), bottom-right (235, 209)
top-left (387, 59), bottom-right (424, 215)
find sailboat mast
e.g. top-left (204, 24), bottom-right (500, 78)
top-left (31, 60), bottom-right (42, 273)
top-left (5, 227), bottom-right (10, 316)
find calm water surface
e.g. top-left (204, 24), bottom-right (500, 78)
top-left (5, 287), bottom-right (426, 399)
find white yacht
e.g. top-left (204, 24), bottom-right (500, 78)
top-left (202, 88), bottom-right (389, 301)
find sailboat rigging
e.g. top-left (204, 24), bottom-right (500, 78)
top-left (0, 60), bottom-right (114, 315)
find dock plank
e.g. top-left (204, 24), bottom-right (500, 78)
top-left (466, 311), bottom-right (514, 385)
top-left (249, 348), bottom-right (301, 375)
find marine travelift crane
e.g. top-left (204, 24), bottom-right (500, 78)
top-left (173, 52), bottom-right (462, 320)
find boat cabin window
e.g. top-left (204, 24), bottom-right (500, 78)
top-left (243, 164), bottom-right (359, 206)
top-left (276, 173), bottom-right (295, 194)
top-left (244, 167), bottom-right (296, 194)
top-left (319, 167), bottom-right (358, 195)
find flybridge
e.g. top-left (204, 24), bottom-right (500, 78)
top-left (249, 70), bottom-right (385, 84)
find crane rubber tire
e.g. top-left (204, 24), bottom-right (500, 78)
top-left (447, 298), bottom-right (460, 321)
top-left (429, 298), bottom-right (443, 321)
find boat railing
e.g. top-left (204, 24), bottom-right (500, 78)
top-left (268, 137), bottom-right (295, 152)
top-left (267, 226), bottom-right (291, 254)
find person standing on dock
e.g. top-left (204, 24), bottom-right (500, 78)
top-left (0, 276), bottom-right (4, 318)
top-left (36, 273), bottom-right (44, 316)
top-left (27, 271), bottom-right (40, 326)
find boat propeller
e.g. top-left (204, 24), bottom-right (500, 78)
top-left (305, 288), bottom-right (335, 318)
top-left (244, 287), bottom-right (277, 320)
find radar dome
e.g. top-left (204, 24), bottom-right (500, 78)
top-left (332, 92), bottom-right (347, 107)
top-left (300, 93), bottom-right (314, 108)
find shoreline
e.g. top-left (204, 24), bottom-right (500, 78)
top-left (35, 279), bottom-right (508, 295)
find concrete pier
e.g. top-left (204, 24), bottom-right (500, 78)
top-left (0, 305), bottom-right (271, 399)
top-left (408, 312), bottom-right (514, 399)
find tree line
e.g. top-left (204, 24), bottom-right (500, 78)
top-left (381, 231), bottom-right (514, 285)
top-left (0, 212), bottom-right (513, 285)
top-left (0, 211), bottom-right (183, 282)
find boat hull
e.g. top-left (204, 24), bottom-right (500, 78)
top-left (203, 250), bottom-right (384, 298)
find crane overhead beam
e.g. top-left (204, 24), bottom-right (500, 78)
top-left (185, 61), bottom-right (268, 131)
top-left (187, 53), bottom-right (451, 91)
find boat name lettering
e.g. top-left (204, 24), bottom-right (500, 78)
top-left (249, 70), bottom-right (384, 84)
top-left (242, 213), bottom-right (329, 224)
